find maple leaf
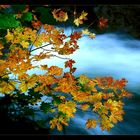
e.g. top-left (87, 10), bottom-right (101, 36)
top-left (5, 29), bottom-right (14, 41)
top-left (74, 18), bottom-right (83, 26)
top-left (82, 29), bottom-right (90, 35)
top-left (48, 66), bottom-right (63, 76)
top-left (58, 101), bottom-right (76, 118)
top-left (93, 102), bottom-right (103, 112)
top-left (19, 81), bottom-right (28, 93)
top-left (101, 120), bottom-right (114, 131)
top-left (50, 118), bottom-right (58, 130)
top-left (40, 65), bottom-right (48, 70)
top-left (34, 53), bottom-right (51, 61)
top-left (71, 91), bottom-right (91, 102)
top-left (73, 11), bottom-right (88, 26)
top-left (86, 119), bottom-right (97, 129)
top-left (109, 114), bottom-right (119, 124)
top-left (89, 33), bottom-right (96, 39)
top-left (65, 59), bottom-right (75, 69)
top-left (58, 116), bottom-right (69, 126)
top-left (78, 75), bottom-right (90, 85)
top-left (0, 81), bottom-right (16, 94)
top-left (31, 20), bottom-right (42, 29)
top-left (99, 17), bottom-right (108, 29)
top-left (114, 78), bottom-right (127, 89)
top-left (65, 59), bottom-right (76, 73)
top-left (80, 104), bottom-right (90, 111)
top-left (40, 32), bottom-right (50, 42)
top-left (52, 9), bottom-right (68, 22)
top-left (70, 32), bottom-right (82, 40)
top-left (79, 11), bottom-right (88, 20)
top-left (19, 75), bottom-right (38, 92)
top-left (43, 24), bottom-right (54, 32)
top-left (120, 90), bottom-right (132, 98)
top-left (0, 43), bottom-right (4, 56)
top-left (20, 41), bottom-right (29, 48)
top-left (57, 123), bottom-right (63, 131)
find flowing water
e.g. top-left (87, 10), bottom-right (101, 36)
top-left (20, 28), bottom-right (140, 135)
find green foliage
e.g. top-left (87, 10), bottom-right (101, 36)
top-left (35, 7), bottom-right (57, 25)
top-left (28, 88), bottom-right (43, 99)
top-left (21, 12), bottom-right (33, 22)
top-left (23, 107), bottom-right (35, 116)
top-left (11, 5), bottom-right (26, 13)
top-left (0, 14), bottom-right (21, 29)
top-left (36, 120), bottom-right (47, 128)
top-left (52, 95), bottom-right (62, 105)
top-left (0, 29), bottom-right (7, 37)
top-left (40, 102), bottom-right (51, 113)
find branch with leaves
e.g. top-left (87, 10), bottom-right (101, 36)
top-left (0, 5), bottom-right (132, 133)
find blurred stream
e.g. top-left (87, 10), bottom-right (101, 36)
top-left (28, 28), bottom-right (140, 135)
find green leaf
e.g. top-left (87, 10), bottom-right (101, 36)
top-left (40, 102), bottom-right (51, 113)
top-left (0, 14), bottom-right (21, 29)
top-left (24, 107), bottom-right (35, 116)
top-left (36, 120), bottom-right (46, 128)
top-left (21, 12), bottom-right (33, 22)
top-left (35, 7), bottom-right (57, 25)
top-left (28, 88), bottom-right (42, 99)
top-left (52, 96), bottom-right (62, 105)
top-left (0, 29), bottom-right (7, 37)
top-left (12, 5), bottom-right (26, 13)
top-left (58, 111), bottom-right (67, 117)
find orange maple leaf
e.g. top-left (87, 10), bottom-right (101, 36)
top-left (70, 32), bottom-right (82, 40)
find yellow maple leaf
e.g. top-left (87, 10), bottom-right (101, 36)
top-left (0, 81), bottom-right (15, 94)
top-left (5, 29), bottom-right (14, 41)
top-left (89, 33), bottom-right (96, 39)
top-left (109, 114), bottom-right (118, 124)
top-left (74, 18), bottom-right (83, 26)
top-left (20, 41), bottom-right (29, 48)
top-left (52, 9), bottom-right (68, 22)
top-left (19, 81), bottom-right (28, 92)
top-left (80, 104), bottom-right (90, 111)
top-left (78, 74), bottom-right (90, 85)
top-left (101, 118), bottom-right (114, 131)
top-left (79, 11), bottom-right (88, 20)
top-left (86, 119), bottom-right (97, 129)
top-left (19, 75), bottom-right (37, 92)
top-left (82, 29), bottom-right (90, 35)
top-left (57, 123), bottom-right (63, 131)
top-left (49, 117), bottom-right (66, 131)
top-left (58, 101), bottom-right (76, 118)
top-left (50, 118), bottom-right (58, 130)
top-left (40, 65), bottom-right (48, 70)
top-left (48, 66), bottom-right (63, 76)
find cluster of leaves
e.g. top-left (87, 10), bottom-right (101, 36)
top-left (0, 5), bottom-right (132, 132)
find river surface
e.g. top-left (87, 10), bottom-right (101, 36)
top-left (24, 28), bottom-right (140, 135)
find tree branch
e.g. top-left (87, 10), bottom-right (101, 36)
top-left (50, 54), bottom-right (70, 60)
top-left (29, 27), bottom-right (42, 52)
top-left (30, 43), bottom-right (51, 52)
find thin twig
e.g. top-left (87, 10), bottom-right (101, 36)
top-left (29, 26), bottom-right (42, 52)
top-left (87, 20), bottom-right (96, 29)
top-left (51, 54), bottom-right (70, 60)
top-left (30, 43), bottom-right (51, 52)
top-left (9, 79), bottom-right (21, 83)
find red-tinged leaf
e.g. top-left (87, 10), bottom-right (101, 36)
top-left (52, 9), bottom-right (68, 22)
top-left (114, 78), bottom-right (127, 89)
top-left (99, 17), bottom-right (108, 29)
top-left (65, 59), bottom-right (75, 69)
top-left (70, 32), bottom-right (82, 40)
top-left (31, 20), bottom-right (42, 29)
top-left (70, 67), bottom-right (76, 73)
